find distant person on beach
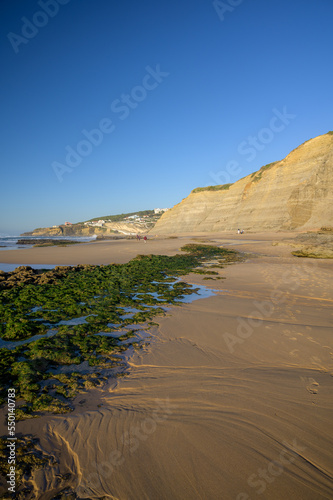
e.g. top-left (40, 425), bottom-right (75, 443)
top-left (237, 229), bottom-right (240, 234)
top-left (143, 236), bottom-right (147, 243)
top-left (240, 230), bottom-right (244, 234)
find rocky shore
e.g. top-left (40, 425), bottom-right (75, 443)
top-left (0, 265), bottom-right (85, 289)
top-left (17, 239), bottom-right (83, 247)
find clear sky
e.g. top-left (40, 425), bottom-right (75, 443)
top-left (1, 0), bottom-right (332, 235)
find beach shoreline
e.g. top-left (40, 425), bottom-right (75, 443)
top-left (0, 231), bottom-right (302, 267)
top-left (1, 233), bottom-right (333, 499)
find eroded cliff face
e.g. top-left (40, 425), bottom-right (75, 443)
top-left (22, 222), bottom-right (147, 237)
top-left (152, 133), bottom-right (333, 234)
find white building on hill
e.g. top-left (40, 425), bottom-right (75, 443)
top-left (154, 208), bottom-right (169, 214)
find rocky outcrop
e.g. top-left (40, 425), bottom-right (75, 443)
top-left (21, 225), bottom-right (91, 237)
top-left (21, 221), bottom-right (147, 237)
top-left (152, 132), bottom-right (333, 234)
top-left (273, 228), bottom-right (333, 258)
top-left (0, 265), bottom-right (98, 289)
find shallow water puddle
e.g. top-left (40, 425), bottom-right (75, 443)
top-left (0, 329), bottom-right (58, 349)
top-left (0, 263), bottom-right (57, 272)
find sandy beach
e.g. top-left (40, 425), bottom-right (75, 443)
top-left (0, 231), bottom-right (296, 266)
top-left (2, 233), bottom-right (333, 499)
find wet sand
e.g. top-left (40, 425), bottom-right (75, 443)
top-left (3, 233), bottom-right (333, 499)
top-left (0, 231), bottom-right (296, 266)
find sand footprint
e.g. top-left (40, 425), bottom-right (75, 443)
top-left (306, 336), bottom-right (320, 346)
top-left (282, 328), bottom-right (297, 340)
top-left (310, 356), bottom-right (328, 371)
top-left (301, 376), bottom-right (319, 394)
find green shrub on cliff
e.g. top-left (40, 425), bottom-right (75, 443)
top-left (251, 161), bottom-right (279, 182)
top-left (191, 184), bottom-right (232, 193)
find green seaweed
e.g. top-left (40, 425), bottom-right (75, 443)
top-left (0, 435), bottom-right (52, 493)
top-left (0, 245), bottom-right (240, 420)
top-left (291, 250), bottom-right (333, 259)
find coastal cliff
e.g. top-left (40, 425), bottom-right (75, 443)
top-left (152, 132), bottom-right (333, 234)
top-left (21, 210), bottom-right (160, 237)
top-left (22, 225), bottom-right (108, 237)
top-left (21, 222), bottom-right (148, 237)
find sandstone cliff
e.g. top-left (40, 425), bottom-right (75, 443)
top-left (22, 222), bottom-right (147, 237)
top-left (152, 132), bottom-right (333, 234)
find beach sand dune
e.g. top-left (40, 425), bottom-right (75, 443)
top-left (12, 235), bottom-right (333, 499)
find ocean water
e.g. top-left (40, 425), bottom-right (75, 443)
top-left (0, 263), bottom-right (57, 272)
top-left (0, 234), bottom-right (97, 271)
top-left (0, 235), bottom-right (31, 251)
top-left (0, 234), bottom-right (96, 251)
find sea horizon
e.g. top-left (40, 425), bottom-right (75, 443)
top-left (0, 234), bottom-right (97, 251)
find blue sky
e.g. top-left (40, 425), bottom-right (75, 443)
top-left (1, 0), bottom-right (332, 234)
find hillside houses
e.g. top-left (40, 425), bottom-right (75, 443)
top-left (123, 215), bottom-right (147, 223)
top-left (123, 209), bottom-right (169, 222)
top-left (82, 209), bottom-right (169, 228)
top-left (154, 208), bottom-right (169, 214)
top-left (84, 220), bottom-right (105, 227)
